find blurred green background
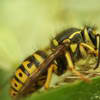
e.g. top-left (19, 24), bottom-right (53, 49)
top-left (0, 0), bottom-right (100, 100)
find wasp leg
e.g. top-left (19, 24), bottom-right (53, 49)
top-left (79, 44), bottom-right (87, 57)
top-left (94, 34), bottom-right (100, 69)
top-left (65, 51), bottom-right (90, 82)
top-left (44, 64), bottom-right (57, 89)
top-left (80, 42), bottom-right (100, 69)
top-left (80, 43), bottom-right (98, 56)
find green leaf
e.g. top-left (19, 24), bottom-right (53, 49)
top-left (1, 73), bottom-right (100, 100)
top-left (24, 77), bottom-right (100, 100)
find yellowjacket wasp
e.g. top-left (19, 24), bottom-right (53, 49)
top-left (9, 25), bottom-right (100, 99)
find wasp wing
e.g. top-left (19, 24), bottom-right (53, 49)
top-left (17, 44), bottom-right (65, 98)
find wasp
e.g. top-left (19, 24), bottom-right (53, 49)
top-left (9, 25), bottom-right (100, 99)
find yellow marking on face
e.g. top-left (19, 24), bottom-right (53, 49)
top-left (69, 31), bottom-right (81, 39)
top-left (11, 78), bottom-right (22, 91)
top-left (70, 44), bottom-right (78, 53)
top-left (53, 39), bottom-right (59, 46)
top-left (23, 61), bottom-right (37, 75)
top-left (9, 89), bottom-right (17, 97)
top-left (33, 53), bottom-right (44, 63)
top-left (15, 69), bottom-right (28, 83)
top-left (84, 28), bottom-right (94, 47)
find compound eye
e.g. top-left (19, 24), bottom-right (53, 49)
top-left (87, 26), bottom-right (97, 35)
top-left (89, 28), bottom-right (96, 35)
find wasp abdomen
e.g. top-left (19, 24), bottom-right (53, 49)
top-left (10, 50), bottom-right (48, 97)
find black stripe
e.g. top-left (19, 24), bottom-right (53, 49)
top-left (32, 55), bottom-right (40, 67)
top-left (14, 76), bottom-right (24, 85)
top-left (24, 55), bottom-right (40, 68)
top-left (81, 30), bottom-right (86, 42)
top-left (35, 50), bottom-right (48, 59)
top-left (75, 43), bottom-right (83, 59)
top-left (24, 55), bottom-right (35, 62)
top-left (19, 64), bottom-right (30, 76)
top-left (27, 62), bottom-right (34, 68)
top-left (88, 32), bottom-right (96, 46)
top-left (11, 86), bottom-right (18, 92)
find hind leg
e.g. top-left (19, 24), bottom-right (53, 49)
top-left (44, 64), bottom-right (57, 89)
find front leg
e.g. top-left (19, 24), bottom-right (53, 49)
top-left (80, 43), bottom-right (98, 56)
top-left (79, 36), bottom-right (100, 69)
top-left (65, 51), bottom-right (90, 82)
top-left (94, 34), bottom-right (100, 69)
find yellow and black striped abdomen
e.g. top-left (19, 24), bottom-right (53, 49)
top-left (10, 50), bottom-right (48, 97)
